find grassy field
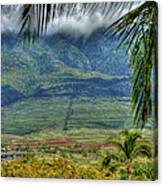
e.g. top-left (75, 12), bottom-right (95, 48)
top-left (2, 96), bottom-right (133, 135)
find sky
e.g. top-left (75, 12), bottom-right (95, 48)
top-left (1, 2), bottom-right (142, 39)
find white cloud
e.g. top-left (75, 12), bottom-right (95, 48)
top-left (47, 12), bottom-right (105, 38)
top-left (1, 5), bottom-right (21, 33)
top-left (1, 3), bottom-right (142, 38)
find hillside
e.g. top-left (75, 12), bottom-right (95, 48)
top-left (1, 32), bottom-right (132, 135)
top-left (48, 32), bottom-right (130, 76)
top-left (1, 33), bottom-right (131, 104)
top-left (1, 96), bottom-right (133, 135)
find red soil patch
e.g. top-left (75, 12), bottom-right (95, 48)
top-left (45, 139), bottom-right (76, 145)
top-left (8, 136), bottom-right (114, 151)
top-left (81, 143), bottom-right (113, 148)
top-left (68, 136), bottom-right (107, 140)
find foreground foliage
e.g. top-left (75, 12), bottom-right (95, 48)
top-left (1, 129), bottom-right (157, 180)
top-left (103, 130), bottom-right (153, 180)
top-left (1, 154), bottom-right (156, 180)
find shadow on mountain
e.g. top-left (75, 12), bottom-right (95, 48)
top-left (1, 85), bottom-right (25, 106)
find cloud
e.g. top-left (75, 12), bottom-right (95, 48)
top-left (47, 12), bottom-right (105, 39)
top-left (1, 5), bottom-right (20, 33)
top-left (1, 3), bottom-right (142, 38)
top-left (1, 5), bottom-right (106, 38)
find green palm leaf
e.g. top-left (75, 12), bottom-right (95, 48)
top-left (132, 143), bottom-right (152, 158)
top-left (105, 1), bottom-right (158, 128)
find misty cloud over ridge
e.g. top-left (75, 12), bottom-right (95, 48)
top-left (47, 12), bottom-right (105, 39)
top-left (1, 2), bottom-right (142, 39)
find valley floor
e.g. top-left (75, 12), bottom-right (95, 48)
top-left (1, 128), bottom-right (157, 180)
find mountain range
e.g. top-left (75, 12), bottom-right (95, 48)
top-left (1, 31), bottom-right (131, 106)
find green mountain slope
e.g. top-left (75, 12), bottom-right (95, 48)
top-left (1, 34), bottom-right (132, 135)
top-left (45, 37), bottom-right (92, 71)
top-left (2, 37), bottom-right (131, 105)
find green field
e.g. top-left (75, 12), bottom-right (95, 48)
top-left (2, 97), bottom-right (133, 135)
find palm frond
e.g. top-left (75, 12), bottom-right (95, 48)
top-left (132, 143), bottom-right (152, 158)
top-left (105, 1), bottom-right (158, 128)
top-left (120, 130), bottom-right (141, 159)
